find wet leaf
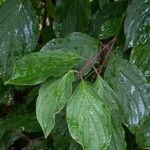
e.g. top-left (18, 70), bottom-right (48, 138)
top-left (0, 0), bottom-right (39, 79)
top-left (135, 115), bottom-right (150, 149)
top-left (124, 0), bottom-right (150, 48)
top-left (93, 76), bottom-right (126, 150)
top-left (105, 55), bottom-right (150, 132)
top-left (53, 0), bottom-right (90, 37)
top-left (89, 1), bottom-right (126, 38)
top-left (98, 15), bottom-right (124, 39)
top-left (67, 81), bottom-right (112, 150)
top-left (130, 43), bottom-right (150, 83)
top-left (40, 32), bottom-right (99, 71)
top-left (36, 71), bottom-right (74, 138)
top-left (6, 51), bottom-right (79, 85)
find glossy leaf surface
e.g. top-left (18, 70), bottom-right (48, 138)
top-left (105, 55), bottom-right (150, 132)
top-left (124, 0), bottom-right (150, 48)
top-left (6, 51), bottom-right (79, 85)
top-left (89, 1), bottom-right (126, 38)
top-left (36, 71), bottom-right (74, 138)
top-left (67, 81), bottom-right (112, 150)
top-left (0, 0), bottom-right (39, 79)
top-left (93, 76), bottom-right (126, 150)
top-left (130, 43), bottom-right (150, 83)
top-left (53, 0), bottom-right (90, 37)
top-left (41, 32), bottom-right (99, 70)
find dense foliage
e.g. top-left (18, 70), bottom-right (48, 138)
top-left (0, 0), bottom-right (150, 149)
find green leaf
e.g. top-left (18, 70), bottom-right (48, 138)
top-left (67, 81), bottom-right (112, 150)
top-left (124, 0), bottom-right (150, 48)
top-left (36, 71), bottom-right (74, 138)
top-left (40, 32), bottom-right (99, 71)
top-left (5, 113), bottom-right (41, 132)
top-left (104, 55), bottom-right (150, 132)
top-left (130, 43), bottom-right (150, 83)
top-left (89, 1), bottom-right (126, 38)
top-left (93, 76), bottom-right (126, 150)
top-left (69, 140), bottom-right (82, 150)
top-left (98, 15), bottom-right (124, 39)
top-left (53, 0), bottom-right (90, 37)
top-left (0, 0), bottom-right (39, 79)
top-left (6, 51), bottom-right (79, 85)
top-left (52, 110), bottom-right (72, 150)
top-left (135, 115), bottom-right (150, 149)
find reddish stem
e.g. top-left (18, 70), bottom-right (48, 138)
top-left (79, 37), bottom-right (117, 76)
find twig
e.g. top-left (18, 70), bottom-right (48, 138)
top-left (79, 38), bottom-right (115, 75)
top-left (98, 37), bottom-right (117, 73)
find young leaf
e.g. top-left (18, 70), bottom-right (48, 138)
top-left (53, 0), bottom-right (90, 37)
top-left (67, 81), bottom-right (112, 150)
top-left (130, 43), bottom-right (150, 83)
top-left (124, 0), bottom-right (150, 48)
top-left (93, 76), bottom-right (126, 150)
top-left (36, 71), bottom-right (74, 138)
top-left (105, 55), bottom-right (150, 132)
top-left (40, 32), bottom-right (99, 71)
top-left (6, 51), bottom-right (79, 85)
top-left (0, 0), bottom-right (39, 79)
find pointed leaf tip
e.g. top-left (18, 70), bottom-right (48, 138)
top-left (36, 71), bottom-right (74, 138)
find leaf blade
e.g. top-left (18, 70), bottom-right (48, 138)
top-left (130, 43), bottom-right (150, 83)
top-left (36, 71), bottom-right (74, 138)
top-left (93, 76), bottom-right (126, 150)
top-left (40, 32), bottom-right (99, 72)
top-left (124, 0), bottom-right (150, 48)
top-left (104, 55), bottom-right (150, 132)
top-left (6, 51), bottom-right (79, 85)
top-left (53, 0), bottom-right (90, 37)
top-left (0, 0), bottom-right (39, 79)
top-left (67, 81), bottom-right (112, 150)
